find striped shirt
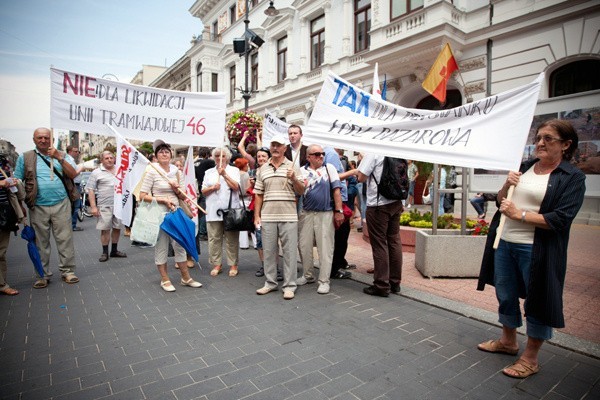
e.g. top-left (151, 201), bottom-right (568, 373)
top-left (86, 165), bottom-right (118, 207)
top-left (140, 164), bottom-right (183, 205)
top-left (254, 158), bottom-right (300, 222)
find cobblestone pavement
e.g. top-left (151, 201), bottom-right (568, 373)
top-left (0, 217), bottom-right (598, 399)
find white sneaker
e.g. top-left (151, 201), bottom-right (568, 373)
top-left (296, 276), bottom-right (307, 286)
top-left (317, 283), bottom-right (330, 294)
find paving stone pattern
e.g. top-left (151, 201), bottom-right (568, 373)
top-left (1, 219), bottom-right (599, 399)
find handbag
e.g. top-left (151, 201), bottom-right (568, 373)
top-left (422, 184), bottom-right (432, 205)
top-left (130, 198), bottom-right (167, 246)
top-left (0, 200), bottom-right (18, 232)
top-left (217, 187), bottom-right (254, 232)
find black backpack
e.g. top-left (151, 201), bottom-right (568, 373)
top-left (371, 157), bottom-right (409, 202)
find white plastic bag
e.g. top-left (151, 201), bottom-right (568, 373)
top-left (130, 198), bottom-right (167, 246)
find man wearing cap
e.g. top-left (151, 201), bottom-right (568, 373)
top-left (254, 134), bottom-right (305, 300)
top-left (87, 151), bottom-right (127, 262)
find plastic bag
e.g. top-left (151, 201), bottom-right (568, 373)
top-left (130, 198), bottom-right (167, 246)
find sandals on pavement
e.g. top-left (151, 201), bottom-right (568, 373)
top-left (160, 280), bottom-right (176, 292)
top-left (1, 287), bottom-right (19, 295)
top-left (33, 279), bottom-right (48, 289)
top-left (477, 339), bottom-right (519, 356)
top-left (62, 274), bottom-right (79, 284)
top-left (180, 278), bottom-right (202, 288)
top-left (229, 266), bottom-right (238, 277)
top-left (503, 359), bottom-right (540, 378)
top-left (210, 266), bottom-right (222, 276)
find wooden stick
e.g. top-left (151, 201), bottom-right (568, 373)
top-left (50, 128), bottom-right (55, 180)
top-left (493, 185), bottom-right (514, 249)
top-left (148, 163), bottom-right (206, 215)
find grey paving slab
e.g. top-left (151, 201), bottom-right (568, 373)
top-left (1, 221), bottom-right (599, 400)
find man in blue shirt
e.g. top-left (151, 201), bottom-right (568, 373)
top-left (15, 127), bottom-right (79, 288)
top-left (298, 145), bottom-right (344, 294)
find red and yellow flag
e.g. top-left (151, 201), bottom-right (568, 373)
top-left (422, 43), bottom-right (459, 103)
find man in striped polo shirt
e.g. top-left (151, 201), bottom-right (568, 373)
top-left (87, 151), bottom-right (127, 262)
top-left (254, 134), bottom-right (305, 300)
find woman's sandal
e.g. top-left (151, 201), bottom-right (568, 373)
top-left (160, 280), bottom-right (176, 292)
top-left (210, 266), bottom-right (222, 276)
top-left (229, 266), bottom-right (238, 277)
top-left (0, 287), bottom-right (19, 295)
top-left (477, 339), bottom-right (519, 355)
top-left (503, 359), bottom-right (540, 378)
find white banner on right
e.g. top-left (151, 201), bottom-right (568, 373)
top-left (303, 72), bottom-right (544, 172)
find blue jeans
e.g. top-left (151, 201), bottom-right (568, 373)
top-left (470, 196), bottom-right (485, 215)
top-left (71, 198), bottom-right (81, 229)
top-left (494, 240), bottom-right (553, 340)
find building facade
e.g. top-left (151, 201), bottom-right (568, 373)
top-left (182, 0), bottom-right (599, 220)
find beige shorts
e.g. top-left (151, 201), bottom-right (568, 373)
top-left (96, 206), bottom-right (123, 231)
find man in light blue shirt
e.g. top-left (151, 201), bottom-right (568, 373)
top-left (14, 127), bottom-right (79, 288)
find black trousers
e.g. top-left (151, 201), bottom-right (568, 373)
top-left (330, 218), bottom-right (350, 276)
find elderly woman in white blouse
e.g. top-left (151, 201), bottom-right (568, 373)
top-left (139, 140), bottom-right (202, 292)
top-left (202, 147), bottom-right (241, 277)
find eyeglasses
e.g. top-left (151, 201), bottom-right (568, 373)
top-left (259, 147), bottom-right (270, 152)
top-left (309, 152), bottom-right (325, 157)
top-left (534, 135), bottom-right (564, 144)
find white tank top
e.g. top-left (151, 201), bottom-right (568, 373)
top-left (502, 166), bottom-right (549, 244)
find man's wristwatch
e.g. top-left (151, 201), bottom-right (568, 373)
top-left (335, 209), bottom-right (344, 214)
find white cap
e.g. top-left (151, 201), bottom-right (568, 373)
top-left (153, 139), bottom-right (170, 152)
top-left (269, 134), bottom-right (289, 145)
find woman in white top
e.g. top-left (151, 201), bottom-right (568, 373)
top-left (477, 120), bottom-right (585, 378)
top-left (201, 147), bottom-right (241, 277)
top-left (139, 140), bottom-right (202, 292)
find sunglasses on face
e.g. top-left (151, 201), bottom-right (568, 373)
top-left (309, 152), bottom-right (325, 157)
top-left (533, 135), bottom-right (564, 144)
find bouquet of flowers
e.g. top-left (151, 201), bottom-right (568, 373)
top-left (226, 110), bottom-right (263, 147)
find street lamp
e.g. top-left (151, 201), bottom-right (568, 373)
top-left (233, 0), bottom-right (277, 111)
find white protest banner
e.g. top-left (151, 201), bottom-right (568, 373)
top-left (182, 146), bottom-right (199, 232)
top-left (112, 126), bottom-right (150, 226)
top-left (50, 68), bottom-right (226, 147)
top-left (303, 72), bottom-right (543, 171)
top-left (263, 109), bottom-right (289, 145)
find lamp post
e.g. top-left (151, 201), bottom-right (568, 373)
top-left (236, 0), bottom-right (278, 112)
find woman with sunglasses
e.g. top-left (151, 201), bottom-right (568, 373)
top-left (477, 119), bottom-right (585, 378)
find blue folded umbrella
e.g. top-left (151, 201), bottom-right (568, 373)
top-left (159, 208), bottom-right (198, 263)
top-left (20, 225), bottom-right (45, 278)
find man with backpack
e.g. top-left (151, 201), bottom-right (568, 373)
top-left (357, 154), bottom-right (407, 297)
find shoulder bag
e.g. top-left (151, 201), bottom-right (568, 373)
top-left (217, 186), bottom-right (254, 232)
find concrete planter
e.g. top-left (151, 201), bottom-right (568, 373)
top-left (415, 229), bottom-right (486, 278)
top-left (362, 223), bottom-right (420, 253)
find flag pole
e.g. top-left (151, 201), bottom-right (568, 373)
top-left (493, 185), bottom-right (514, 249)
top-left (50, 128), bottom-right (55, 180)
top-left (148, 163), bottom-right (206, 215)
top-left (455, 69), bottom-right (472, 102)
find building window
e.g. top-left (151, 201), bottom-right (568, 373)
top-left (549, 60), bottom-right (600, 97)
top-left (196, 63), bottom-right (202, 92)
top-left (212, 73), bottom-right (218, 92)
top-left (212, 20), bottom-right (218, 37)
top-left (230, 4), bottom-right (236, 25)
top-left (251, 53), bottom-right (259, 92)
top-left (250, 0), bottom-right (258, 7)
top-left (229, 66), bottom-right (236, 102)
top-left (355, 0), bottom-right (371, 53)
top-left (311, 15), bottom-right (325, 70)
top-left (391, 0), bottom-right (424, 20)
top-left (277, 36), bottom-right (287, 82)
